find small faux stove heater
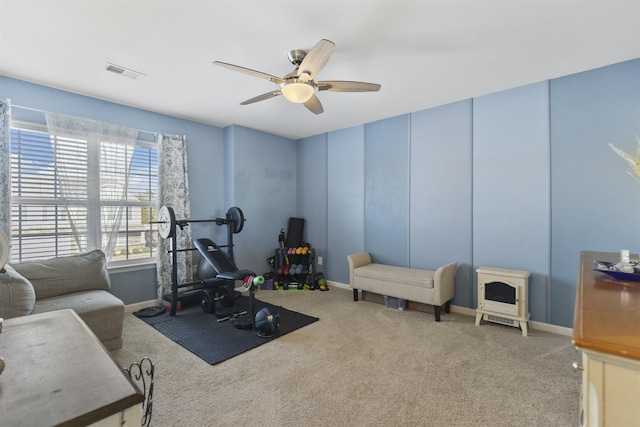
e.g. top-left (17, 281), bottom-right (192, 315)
top-left (475, 266), bottom-right (530, 336)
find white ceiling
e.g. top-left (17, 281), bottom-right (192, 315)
top-left (1, 1), bottom-right (639, 140)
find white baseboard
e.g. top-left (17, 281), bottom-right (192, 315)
top-left (449, 305), bottom-right (572, 336)
top-left (127, 282), bottom-right (574, 337)
top-left (528, 320), bottom-right (573, 336)
top-left (328, 280), bottom-right (350, 290)
top-left (330, 281), bottom-right (573, 337)
top-left (449, 305), bottom-right (476, 317)
top-left (125, 299), bottom-right (159, 314)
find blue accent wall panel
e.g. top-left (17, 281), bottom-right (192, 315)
top-left (224, 125), bottom-right (296, 275)
top-left (224, 125), bottom-right (235, 209)
top-left (365, 115), bottom-right (410, 266)
top-left (550, 59), bottom-right (640, 327)
top-left (409, 100), bottom-right (473, 307)
top-left (473, 82), bottom-right (551, 322)
top-left (297, 134), bottom-right (328, 270)
top-left (185, 122), bottom-right (225, 244)
top-left (327, 126), bottom-right (366, 283)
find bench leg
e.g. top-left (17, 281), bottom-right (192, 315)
top-left (434, 305), bottom-right (441, 322)
top-left (353, 289), bottom-right (359, 301)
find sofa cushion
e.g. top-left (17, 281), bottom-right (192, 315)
top-left (32, 290), bottom-right (124, 347)
top-left (0, 264), bottom-right (36, 318)
top-left (354, 263), bottom-right (435, 288)
top-left (11, 250), bottom-right (110, 300)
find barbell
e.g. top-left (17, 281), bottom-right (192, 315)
top-left (156, 205), bottom-right (245, 239)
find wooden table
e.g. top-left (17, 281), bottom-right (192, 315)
top-left (573, 251), bottom-right (640, 360)
top-left (572, 251), bottom-right (640, 426)
top-left (0, 309), bottom-right (143, 427)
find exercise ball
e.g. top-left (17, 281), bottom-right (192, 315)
top-left (197, 257), bottom-right (217, 280)
top-left (255, 307), bottom-right (280, 338)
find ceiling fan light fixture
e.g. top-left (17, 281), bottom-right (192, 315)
top-left (280, 79), bottom-right (314, 103)
top-left (214, 39), bottom-right (380, 114)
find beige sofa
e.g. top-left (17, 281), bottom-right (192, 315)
top-left (347, 252), bottom-right (457, 322)
top-left (0, 250), bottom-right (124, 351)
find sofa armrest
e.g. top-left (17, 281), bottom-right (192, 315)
top-left (433, 262), bottom-right (457, 306)
top-left (347, 252), bottom-right (372, 288)
top-left (0, 264), bottom-right (36, 318)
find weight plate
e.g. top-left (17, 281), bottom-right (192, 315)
top-left (158, 205), bottom-right (176, 238)
top-left (201, 289), bottom-right (215, 314)
top-left (227, 206), bottom-right (245, 234)
top-left (233, 315), bottom-right (253, 329)
top-left (217, 286), bottom-right (235, 307)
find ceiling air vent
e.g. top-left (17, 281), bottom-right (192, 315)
top-left (105, 62), bottom-right (145, 79)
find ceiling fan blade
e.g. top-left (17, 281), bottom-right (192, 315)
top-left (303, 95), bottom-right (324, 115)
top-left (240, 90), bottom-right (282, 105)
top-left (317, 81), bottom-right (381, 92)
top-left (297, 39), bottom-right (335, 80)
top-left (213, 61), bottom-right (283, 84)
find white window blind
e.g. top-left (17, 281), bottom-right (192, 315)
top-left (10, 122), bottom-right (159, 264)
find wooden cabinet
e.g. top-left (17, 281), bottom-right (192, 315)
top-left (573, 251), bottom-right (640, 426)
top-left (579, 349), bottom-right (640, 426)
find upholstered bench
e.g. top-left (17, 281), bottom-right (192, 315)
top-left (347, 252), bottom-right (457, 321)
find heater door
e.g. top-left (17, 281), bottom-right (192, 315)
top-left (481, 281), bottom-right (519, 316)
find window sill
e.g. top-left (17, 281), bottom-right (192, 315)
top-left (107, 259), bottom-right (157, 274)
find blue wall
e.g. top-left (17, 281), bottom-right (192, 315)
top-left (326, 126), bottom-right (366, 281)
top-left (298, 59), bottom-right (640, 327)
top-left (473, 82), bottom-right (551, 322)
top-left (410, 100), bottom-right (473, 308)
top-left (224, 125), bottom-right (296, 275)
top-left (297, 133), bottom-right (328, 271)
top-left (0, 76), bottom-right (226, 304)
top-left (550, 59), bottom-right (640, 326)
top-left (365, 116), bottom-right (410, 267)
top-left (3, 58), bottom-right (639, 327)
top-left (1, 77), bottom-right (297, 301)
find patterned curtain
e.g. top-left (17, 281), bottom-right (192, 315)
top-left (156, 133), bottom-right (192, 301)
top-left (0, 99), bottom-right (11, 245)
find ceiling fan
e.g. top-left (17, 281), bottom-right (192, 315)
top-left (213, 39), bottom-right (381, 115)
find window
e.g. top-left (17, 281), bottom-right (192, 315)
top-left (10, 121), bottom-right (159, 265)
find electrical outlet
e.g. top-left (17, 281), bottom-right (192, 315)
top-left (318, 256), bottom-right (323, 265)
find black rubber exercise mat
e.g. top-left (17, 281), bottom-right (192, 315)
top-left (135, 296), bottom-right (319, 365)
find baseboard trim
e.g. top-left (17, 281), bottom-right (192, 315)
top-left (528, 320), bottom-right (573, 337)
top-left (328, 280), bottom-right (350, 290)
top-left (125, 299), bottom-right (159, 314)
top-left (126, 283), bottom-right (574, 337)
top-left (330, 281), bottom-right (573, 337)
top-left (449, 305), bottom-right (476, 317)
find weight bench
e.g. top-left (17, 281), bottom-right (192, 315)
top-left (193, 238), bottom-right (255, 315)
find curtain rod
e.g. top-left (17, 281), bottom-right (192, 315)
top-left (11, 104), bottom-right (157, 137)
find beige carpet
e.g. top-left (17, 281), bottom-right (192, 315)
top-left (112, 287), bottom-right (581, 426)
